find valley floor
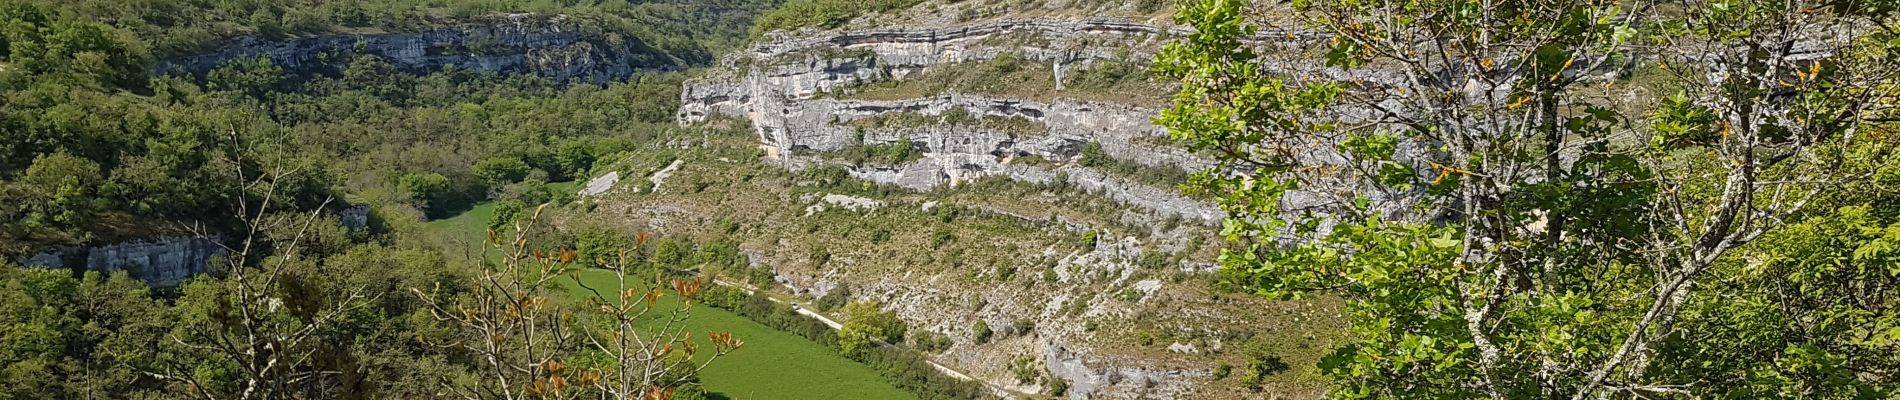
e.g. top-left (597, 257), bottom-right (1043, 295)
top-left (423, 200), bottom-right (917, 400)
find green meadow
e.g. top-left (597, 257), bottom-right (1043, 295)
top-left (424, 196), bottom-right (912, 400)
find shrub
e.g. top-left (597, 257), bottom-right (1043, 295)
top-left (1011, 319), bottom-right (1035, 336)
top-left (1047, 375), bottom-right (1070, 396)
top-left (972, 320), bottom-right (992, 344)
top-left (488, 200), bottom-right (526, 231)
top-left (1009, 355), bottom-right (1039, 384)
top-left (1239, 337), bottom-right (1290, 390)
top-left (815, 284), bottom-right (851, 312)
top-left (930, 226), bottom-right (955, 249)
top-left (911, 331), bottom-right (953, 353)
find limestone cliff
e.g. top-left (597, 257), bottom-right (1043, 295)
top-left (674, 16), bottom-right (1331, 399)
top-left (15, 237), bottom-right (225, 287)
top-left (160, 14), bottom-right (679, 84)
top-left (678, 18), bottom-right (1231, 225)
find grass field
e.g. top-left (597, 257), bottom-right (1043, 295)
top-left (562, 269), bottom-right (916, 400)
top-left (421, 189), bottom-right (913, 400)
top-left (421, 181), bottom-right (579, 257)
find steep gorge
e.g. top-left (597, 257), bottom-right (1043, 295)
top-left (679, 18), bottom-right (1226, 225)
top-left (667, 14), bottom-right (1345, 399)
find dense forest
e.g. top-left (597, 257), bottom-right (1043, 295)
top-left (7, 0), bottom-right (1899, 398)
top-left (0, 0), bottom-right (834, 399)
top-left (0, 0), bottom-right (784, 252)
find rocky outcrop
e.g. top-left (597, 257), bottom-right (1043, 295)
top-left (680, 18), bottom-right (1231, 223)
top-left (160, 14), bottom-right (677, 84)
top-left (15, 237), bottom-right (225, 287)
top-left (744, 18), bottom-right (1320, 70)
top-left (674, 17), bottom-right (1343, 399)
top-left (1045, 343), bottom-right (1207, 400)
top-left (579, 171), bottom-right (622, 197)
top-left (340, 205), bottom-right (372, 230)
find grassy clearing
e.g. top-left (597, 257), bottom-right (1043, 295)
top-left (418, 173), bottom-right (911, 399)
top-left (561, 269), bottom-right (917, 400)
top-left (422, 181), bottom-right (581, 258)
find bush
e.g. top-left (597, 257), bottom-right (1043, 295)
top-left (972, 320), bottom-right (992, 344)
top-left (1011, 319), bottom-right (1035, 336)
top-left (1239, 337), bottom-right (1290, 390)
top-left (911, 331), bottom-right (952, 353)
top-left (1009, 355), bottom-right (1039, 384)
top-left (574, 225), bottom-right (630, 269)
top-left (815, 284), bottom-right (851, 312)
top-left (929, 226), bottom-right (955, 249)
top-left (488, 200), bottom-right (526, 231)
top-left (498, 179), bottom-right (552, 205)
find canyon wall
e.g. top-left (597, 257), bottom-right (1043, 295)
top-left (15, 237), bottom-right (225, 287)
top-left (160, 14), bottom-right (678, 84)
top-left (679, 19), bottom-right (1230, 225)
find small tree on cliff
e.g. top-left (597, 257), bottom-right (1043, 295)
top-left (1158, 0), bottom-right (1900, 398)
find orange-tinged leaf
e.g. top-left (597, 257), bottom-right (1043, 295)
top-left (1506, 95), bottom-right (1531, 110)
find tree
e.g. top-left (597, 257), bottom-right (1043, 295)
top-left (489, 199), bottom-right (526, 232)
top-left (414, 208), bottom-right (740, 399)
top-left (837, 301), bottom-right (906, 355)
top-left (207, 56), bottom-right (285, 99)
top-left (19, 152), bottom-right (103, 234)
top-left (0, 265), bottom-right (168, 398)
top-left (140, 153), bottom-right (376, 400)
top-left (473, 157), bottom-right (532, 185)
top-left (397, 172), bottom-right (453, 213)
top-left (1156, 0), bottom-right (1900, 398)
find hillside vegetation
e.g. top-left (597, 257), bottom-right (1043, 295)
top-left (0, 0), bottom-right (887, 399)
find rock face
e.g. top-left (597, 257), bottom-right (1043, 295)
top-left (1046, 343), bottom-right (1206, 399)
top-left (15, 237), bottom-right (225, 287)
top-left (674, 20), bottom-right (1260, 397)
top-left (679, 18), bottom-right (1228, 223)
top-left (160, 14), bottom-right (678, 84)
top-left (579, 171), bottom-right (622, 197)
top-left (341, 205), bottom-right (372, 230)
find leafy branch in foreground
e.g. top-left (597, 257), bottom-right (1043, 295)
top-left (413, 207), bottom-right (739, 400)
top-left (1158, 0), bottom-right (1900, 398)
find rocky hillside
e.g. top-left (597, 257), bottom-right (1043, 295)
top-left (160, 14), bottom-right (680, 83)
top-left (664, 3), bottom-right (1350, 398)
top-left (679, 17), bottom-right (1218, 224)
